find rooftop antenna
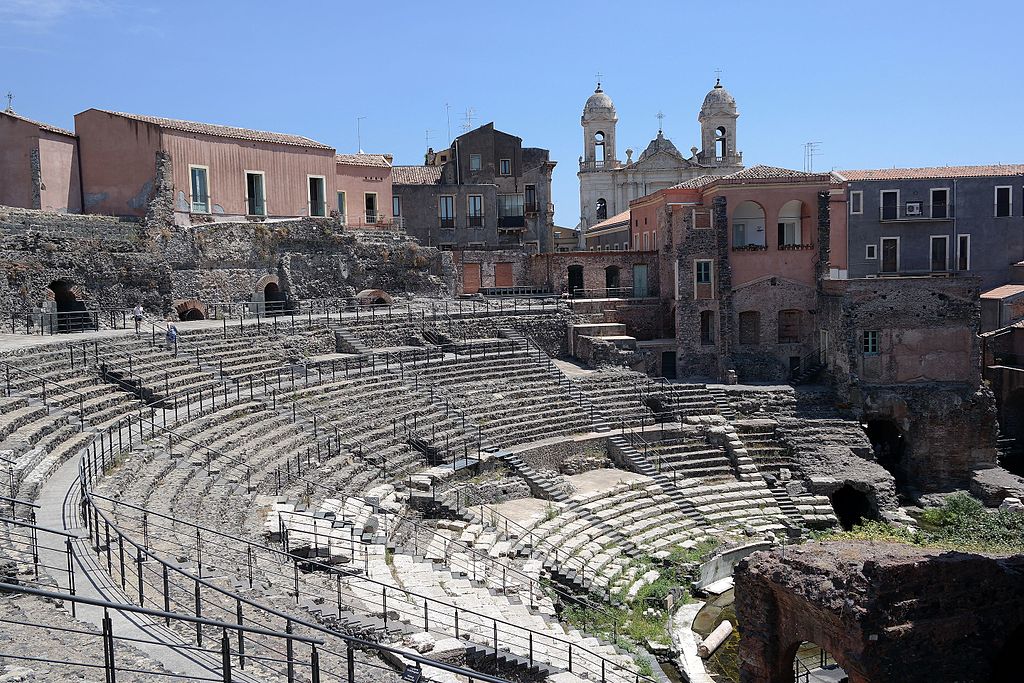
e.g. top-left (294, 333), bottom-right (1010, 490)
top-left (356, 116), bottom-right (367, 153)
top-left (445, 103), bottom-right (452, 143)
top-left (425, 129), bottom-right (435, 148)
top-left (4, 92), bottom-right (12, 113)
top-left (461, 107), bottom-right (476, 133)
top-left (656, 110), bottom-right (665, 134)
top-left (803, 141), bottom-right (822, 172)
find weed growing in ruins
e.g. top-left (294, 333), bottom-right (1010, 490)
top-left (816, 493), bottom-right (1024, 554)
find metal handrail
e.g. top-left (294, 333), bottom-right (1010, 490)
top-left (81, 404), bottom-right (654, 682)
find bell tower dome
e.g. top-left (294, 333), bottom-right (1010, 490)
top-left (581, 83), bottom-right (619, 170)
top-left (698, 79), bottom-right (741, 167)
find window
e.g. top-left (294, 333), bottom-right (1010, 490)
top-left (364, 192), bottom-right (377, 223)
top-left (881, 190), bottom-right (899, 220)
top-left (700, 310), bottom-right (715, 345)
top-left (499, 158), bottom-right (511, 176)
top-left (778, 310), bottom-right (800, 344)
top-left (189, 166), bottom-right (209, 213)
top-left (652, 230), bottom-right (657, 249)
top-left (862, 330), bottom-right (879, 354)
top-left (633, 234), bottom-right (639, 250)
top-left (308, 176), bottom-right (326, 217)
top-left (623, 242), bottom-right (629, 250)
top-left (497, 194), bottom-right (525, 228)
top-left (245, 171), bottom-right (266, 216)
top-left (738, 311), bottom-right (760, 345)
top-left (696, 260), bottom-right (713, 285)
top-left (469, 154), bottom-right (482, 171)
top-left (643, 232), bottom-right (649, 251)
top-left (468, 194), bottom-right (483, 227)
top-left (778, 200), bottom-right (803, 246)
top-left (594, 131), bottom-right (605, 164)
top-left (733, 222), bottom-right (747, 246)
top-left (596, 198), bottom-right (607, 220)
top-left (957, 234), bottom-right (971, 271)
top-left (930, 235), bottom-right (949, 272)
top-left (336, 191), bottom-right (346, 220)
top-left (714, 126), bottom-right (726, 160)
top-left (930, 188), bottom-right (949, 218)
top-left (996, 186), bottom-right (1012, 217)
top-left (865, 244), bottom-right (877, 260)
top-left (439, 195), bottom-right (455, 228)
top-left (880, 237), bottom-right (899, 273)
top-left (525, 184), bottom-right (537, 212)
top-left (849, 190), bottom-right (863, 215)
top-left (392, 195), bottom-right (401, 217)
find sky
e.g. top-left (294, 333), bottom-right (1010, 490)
top-left (3, 0), bottom-right (1022, 228)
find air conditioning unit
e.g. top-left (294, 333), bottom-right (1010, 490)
top-left (905, 202), bottom-right (923, 216)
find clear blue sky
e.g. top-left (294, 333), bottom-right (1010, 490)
top-left (4, 0), bottom-right (1022, 228)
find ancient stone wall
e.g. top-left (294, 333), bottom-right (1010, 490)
top-left (526, 251), bottom-right (660, 297)
top-left (735, 541), bottom-right (1024, 683)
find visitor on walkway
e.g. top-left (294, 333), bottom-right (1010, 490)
top-left (133, 303), bottom-right (144, 335)
top-left (165, 320), bottom-right (178, 356)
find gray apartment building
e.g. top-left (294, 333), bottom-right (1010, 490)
top-left (841, 165), bottom-right (1024, 290)
top-left (584, 209), bottom-right (631, 250)
top-left (392, 123), bottom-right (557, 252)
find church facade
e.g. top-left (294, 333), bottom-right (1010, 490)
top-left (577, 79), bottom-right (745, 239)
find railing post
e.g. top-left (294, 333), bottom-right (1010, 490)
top-left (102, 608), bottom-right (115, 683)
top-left (221, 628), bottom-right (231, 682)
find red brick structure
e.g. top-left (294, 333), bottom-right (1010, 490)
top-left (735, 541), bottom-right (1024, 683)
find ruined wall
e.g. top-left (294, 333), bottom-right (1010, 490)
top-left (452, 249), bottom-right (531, 294)
top-left (526, 251), bottom-right (660, 296)
top-left (736, 541), bottom-right (1024, 683)
top-left (730, 276), bottom-right (817, 382)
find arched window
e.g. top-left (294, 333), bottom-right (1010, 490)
top-left (714, 126), bottom-right (727, 160)
top-left (594, 131), bottom-right (606, 164)
top-left (596, 198), bottom-right (607, 220)
top-left (739, 311), bottom-right (760, 345)
top-left (733, 201), bottom-right (766, 247)
top-left (778, 200), bottom-right (804, 247)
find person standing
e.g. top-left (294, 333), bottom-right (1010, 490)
top-left (133, 303), bottom-right (144, 335)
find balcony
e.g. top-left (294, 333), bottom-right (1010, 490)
top-left (339, 214), bottom-right (404, 229)
top-left (579, 160), bottom-right (623, 172)
top-left (468, 215), bottom-right (483, 228)
top-left (439, 217), bottom-right (455, 229)
top-left (879, 203), bottom-right (954, 222)
top-left (498, 215), bottom-right (526, 230)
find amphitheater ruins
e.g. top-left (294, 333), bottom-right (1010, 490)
top-left (0, 197), bottom-right (1021, 683)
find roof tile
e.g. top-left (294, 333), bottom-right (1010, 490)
top-left (335, 153), bottom-right (391, 168)
top-left (392, 166), bottom-right (444, 185)
top-left (839, 164), bottom-right (1024, 182)
top-left (97, 110), bottom-right (333, 149)
top-left (1, 109), bottom-right (75, 138)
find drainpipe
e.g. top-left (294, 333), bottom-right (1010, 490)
top-left (952, 178), bottom-right (958, 275)
top-left (75, 135), bottom-right (85, 214)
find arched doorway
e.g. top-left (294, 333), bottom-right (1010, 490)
top-left (179, 307), bottom-right (205, 321)
top-left (991, 623), bottom-right (1024, 682)
top-left (829, 485), bottom-right (877, 531)
top-left (48, 280), bottom-right (89, 333)
top-left (604, 265), bottom-right (621, 295)
top-left (791, 642), bottom-right (848, 682)
top-left (732, 201), bottom-right (766, 248)
top-left (865, 419), bottom-right (907, 490)
top-left (264, 281), bottom-right (285, 315)
top-left (567, 265), bottom-right (584, 296)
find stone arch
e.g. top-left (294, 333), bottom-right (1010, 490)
top-left (174, 298), bottom-right (207, 321)
top-left (254, 273), bottom-right (280, 293)
top-left (786, 641), bottom-right (850, 683)
top-left (829, 484), bottom-right (878, 531)
top-left (47, 279), bottom-right (90, 332)
top-left (732, 200), bottom-right (766, 247)
top-left (355, 289), bottom-right (393, 306)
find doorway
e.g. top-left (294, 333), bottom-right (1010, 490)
top-left (880, 237), bottom-right (899, 273)
top-left (48, 280), bottom-right (89, 333)
top-left (264, 281), bottom-right (286, 314)
top-left (567, 265), bottom-right (584, 296)
top-left (246, 172), bottom-right (266, 216)
top-left (662, 351), bottom-right (677, 380)
top-left (308, 176), bottom-right (326, 217)
top-left (633, 264), bottom-right (648, 298)
top-left (865, 419), bottom-right (907, 490)
top-left (605, 265), bottom-right (621, 295)
top-left (829, 485), bottom-right (877, 531)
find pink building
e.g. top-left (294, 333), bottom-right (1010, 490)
top-left (334, 154), bottom-right (395, 228)
top-left (0, 108), bottom-right (81, 213)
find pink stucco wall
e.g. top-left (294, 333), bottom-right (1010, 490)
top-left (0, 115), bottom-right (37, 208)
top-left (162, 132), bottom-right (335, 218)
top-left (714, 184), bottom-right (824, 288)
top-left (75, 109), bottom-right (161, 216)
top-left (335, 162), bottom-right (393, 225)
top-left (38, 132), bottom-right (81, 213)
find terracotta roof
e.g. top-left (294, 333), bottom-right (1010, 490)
top-left (588, 209), bottom-right (630, 233)
top-left (981, 284), bottom-right (1024, 300)
top-left (838, 165), bottom-right (1024, 182)
top-left (723, 164), bottom-right (817, 180)
top-left (392, 166), bottom-right (443, 185)
top-left (95, 110), bottom-right (333, 149)
top-left (1, 109), bottom-right (75, 138)
top-left (670, 175), bottom-right (719, 190)
top-left (335, 153), bottom-right (391, 168)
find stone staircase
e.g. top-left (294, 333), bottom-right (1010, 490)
top-left (334, 327), bottom-right (369, 355)
top-left (706, 386), bottom-right (737, 419)
top-left (498, 452), bottom-right (568, 502)
top-left (608, 435), bottom-right (708, 525)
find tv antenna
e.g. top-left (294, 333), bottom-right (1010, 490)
top-left (356, 116), bottom-right (367, 153)
top-left (4, 92), bottom-right (12, 113)
top-left (803, 141), bottom-right (822, 172)
top-left (461, 107), bottom-right (476, 133)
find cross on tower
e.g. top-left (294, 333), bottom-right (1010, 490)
top-left (595, 72), bottom-right (603, 89)
top-left (714, 68), bottom-right (723, 85)
top-left (656, 110), bottom-right (665, 134)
